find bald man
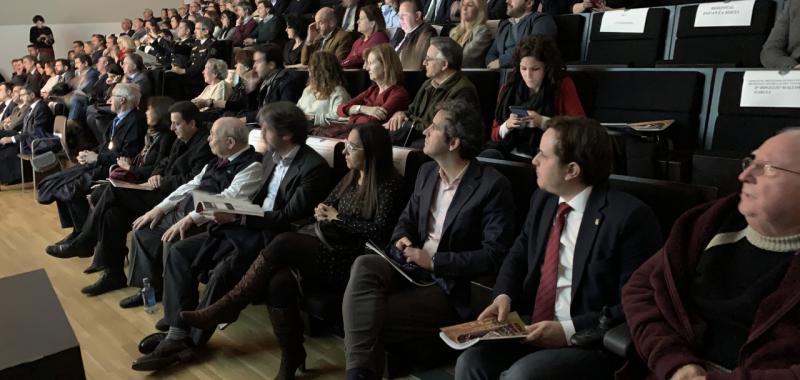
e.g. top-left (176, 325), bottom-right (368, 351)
top-left (299, 7), bottom-right (353, 65)
top-left (622, 129), bottom-right (800, 380)
top-left (133, 102), bottom-right (332, 372)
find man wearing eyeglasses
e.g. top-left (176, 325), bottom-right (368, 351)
top-left (165, 18), bottom-right (216, 100)
top-left (621, 129), bottom-right (800, 380)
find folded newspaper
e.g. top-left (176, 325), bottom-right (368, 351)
top-left (439, 312), bottom-right (528, 350)
top-left (192, 191), bottom-right (264, 217)
top-left (108, 178), bottom-right (155, 191)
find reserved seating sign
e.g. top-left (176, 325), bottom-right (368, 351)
top-left (694, 0), bottom-right (755, 27)
top-left (599, 8), bottom-right (649, 34)
top-left (740, 71), bottom-right (800, 108)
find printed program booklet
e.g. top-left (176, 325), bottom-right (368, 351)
top-left (439, 312), bottom-right (528, 350)
top-left (365, 240), bottom-right (436, 287)
top-left (192, 191), bottom-right (264, 217)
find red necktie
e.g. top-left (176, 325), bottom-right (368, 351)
top-left (531, 202), bottom-right (572, 324)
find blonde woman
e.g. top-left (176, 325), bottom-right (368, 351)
top-left (299, 51), bottom-right (351, 128)
top-left (449, 0), bottom-right (493, 68)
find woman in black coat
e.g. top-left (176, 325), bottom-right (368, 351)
top-left (30, 15), bottom-right (55, 59)
top-left (109, 96), bottom-right (176, 183)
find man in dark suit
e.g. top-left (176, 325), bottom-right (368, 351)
top-left (22, 55), bottom-right (45, 95)
top-left (421, 0), bottom-right (453, 24)
top-left (241, 44), bottom-right (302, 123)
top-left (38, 83), bottom-right (146, 250)
top-left (131, 102), bottom-right (331, 372)
top-left (455, 117), bottom-right (663, 379)
top-left (343, 99), bottom-right (516, 379)
top-left (243, 0), bottom-right (288, 47)
top-left (485, 0), bottom-right (556, 68)
top-left (164, 18), bottom-right (216, 100)
top-left (0, 85), bottom-right (55, 184)
top-left (335, 0), bottom-right (363, 33)
top-left (0, 82), bottom-right (18, 123)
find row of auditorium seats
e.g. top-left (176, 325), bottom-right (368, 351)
top-left (287, 135), bottom-right (719, 378)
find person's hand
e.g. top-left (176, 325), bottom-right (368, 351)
top-left (243, 38), bottom-right (255, 46)
top-left (487, 60), bottom-right (500, 69)
top-left (670, 364), bottom-right (707, 380)
top-left (212, 212), bottom-right (238, 225)
top-left (236, 17), bottom-right (244, 27)
top-left (506, 114), bottom-right (528, 130)
top-left (116, 157), bottom-right (131, 170)
top-left (161, 215), bottom-right (195, 241)
top-left (307, 22), bottom-right (320, 42)
top-left (191, 98), bottom-right (210, 108)
top-left (361, 106), bottom-right (389, 120)
top-left (403, 246), bottom-right (432, 270)
top-left (314, 203), bottom-right (339, 221)
top-left (385, 111), bottom-right (407, 132)
top-left (478, 294), bottom-right (511, 322)
top-left (395, 236), bottom-right (413, 251)
top-left (81, 151), bottom-right (98, 164)
top-left (132, 207), bottom-right (166, 230)
top-left (526, 110), bottom-right (544, 129)
top-left (147, 175), bottom-right (162, 188)
top-left (524, 321), bottom-right (568, 348)
top-left (0, 137), bottom-right (13, 145)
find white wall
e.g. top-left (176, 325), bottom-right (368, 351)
top-left (0, 23), bottom-right (121, 80)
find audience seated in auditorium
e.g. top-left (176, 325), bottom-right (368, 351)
top-left (132, 18), bottom-right (147, 40)
top-left (232, 3), bottom-right (258, 47)
top-left (22, 55), bottom-right (45, 95)
top-left (191, 58), bottom-right (232, 113)
top-left (1, 85), bottom-right (29, 134)
top-left (70, 54), bottom-right (100, 96)
top-left (117, 35), bottom-right (138, 63)
top-left (485, 0), bottom-right (556, 69)
top-left (134, 103), bottom-right (336, 373)
top-left (39, 61), bottom-right (62, 100)
top-left (66, 56), bottom-right (112, 128)
top-left (300, 51), bottom-right (351, 131)
top-left (165, 18), bottom-right (216, 100)
top-left (489, 35), bottom-right (584, 160)
top-left (48, 102), bottom-right (212, 295)
top-left (0, 85), bottom-right (55, 185)
top-left (336, 0), bottom-right (363, 34)
top-left (571, 0), bottom-right (633, 14)
top-left (449, 0), bottom-right (493, 68)
top-left (244, 1), bottom-right (288, 47)
top-left (338, 43), bottom-right (410, 127)
top-left (0, 83), bottom-right (18, 124)
top-left (300, 7), bottom-right (354, 66)
top-left (760, 0), bottom-right (800, 69)
top-left (341, 4), bottom-right (390, 69)
top-left (122, 118), bottom-right (264, 304)
top-left (122, 53), bottom-right (153, 100)
top-left (386, 37), bottom-right (479, 148)
top-left (11, 59), bottom-right (27, 85)
top-left (456, 116), bottom-right (662, 380)
top-left (621, 129), bottom-right (800, 380)
top-left (121, 18), bottom-right (134, 37)
top-left (390, 0), bottom-right (436, 70)
top-left (284, 15), bottom-right (309, 66)
top-left (89, 34), bottom-right (106, 64)
top-left (422, 0), bottom-right (455, 24)
top-left (215, 10), bottom-right (238, 41)
top-left (38, 83), bottom-right (145, 251)
top-left (343, 99), bottom-right (516, 379)
top-left (76, 62), bottom-right (123, 148)
top-left (241, 44), bottom-right (301, 123)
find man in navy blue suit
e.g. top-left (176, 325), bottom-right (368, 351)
top-left (456, 116), bottom-right (663, 380)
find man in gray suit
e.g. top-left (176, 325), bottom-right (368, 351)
top-left (760, 0), bottom-right (800, 69)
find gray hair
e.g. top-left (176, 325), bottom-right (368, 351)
top-left (429, 37), bottom-right (463, 71)
top-left (436, 99), bottom-right (483, 159)
top-left (216, 116), bottom-right (250, 144)
top-left (112, 83), bottom-right (141, 107)
top-left (206, 58), bottom-right (228, 80)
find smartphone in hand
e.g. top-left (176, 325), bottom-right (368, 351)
top-left (509, 106), bottom-right (530, 118)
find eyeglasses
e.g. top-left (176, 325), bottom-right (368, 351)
top-left (741, 156), bottom-right (800, 177)
top-left (344, 141), bottom-right (363, 153)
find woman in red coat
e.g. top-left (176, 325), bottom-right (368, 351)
top-left (341, 4), bottom-right (390, 69)
top-left (337, 43), bottom-right (409, 125)
top-left (489, 35), bottom-right (584, 160)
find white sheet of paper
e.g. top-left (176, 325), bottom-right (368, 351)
top-left (740, 71), bottom-right (800, 108)
top-left (599, 8), bottom-right (650, 34)
top-left (694, 0), bottom-right (755, 27)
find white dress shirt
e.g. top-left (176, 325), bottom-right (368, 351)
top-left (554, 186), bottom-right (593, 343)
top-left (155, 146), bottom-right (265, 225)
top-left (261, 145), bottom-right (300, 212)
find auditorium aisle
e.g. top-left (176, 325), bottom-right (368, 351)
top-left (0, 188), bottom-right (376, 380)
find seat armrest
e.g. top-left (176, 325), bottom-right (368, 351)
top-left (603, 322), bottom-right (634, 358)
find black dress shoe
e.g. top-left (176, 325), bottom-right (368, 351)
top-left (46, 238), bottom-right (94, 259)
top-left (83, 262), bottom-right (104, 274)
top-left (120, 290), bottom-right (162, 309)
top-left (155, 318), bottom-right (170, 332)
top-left (81, 274), bottom-right (126, 296)
top-left (131, 338), bottom-right (196, 371)
top-left (138, 332), bottom-right (167, 354)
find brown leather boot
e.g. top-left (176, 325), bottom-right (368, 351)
top-left (268, 305), bottom-right (307, 380)
top-left (181, 254), bottom-right (273, 329)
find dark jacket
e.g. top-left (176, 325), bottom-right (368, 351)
top-left (17, 100), bottom-right (55, 154)
top-left (248, 15), bottom-right (287, 45)
top-left (621, 194), bottom-right (800, 380)
top-left (96, 110), bottom-right (146, 170)
top-left (391, 160), bottom-right (516, 319)
top-left (152, 127), bottom-right (214, 194)
top-left (390, 23), bottom-right (437, 70)
top-left (128, 71), bottom-right (153, 100)
top-left (129, 128), bottom-right (177, 181)
top-left (486, 12), bottom-right (557, 67)
top-left (494, 185), bottom-right (662, 332)
top-left (421, 0), bottom-right (454, 24)
top-left (244, 69), bottom-right (301, 123)
top-left (407, 71), bottom-right (479, 131)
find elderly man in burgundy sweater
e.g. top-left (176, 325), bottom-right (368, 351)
top-left (622, 128), bottom-right (800, 380)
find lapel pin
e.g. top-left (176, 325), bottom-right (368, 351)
top-left (594, 218), bottom-right (600, 226)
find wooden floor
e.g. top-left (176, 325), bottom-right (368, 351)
top-left (0, 187), bottom-right (417, 380)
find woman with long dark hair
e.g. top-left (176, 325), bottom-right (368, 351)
top-left (111, 96), bottom-right (176, 183)
top-left (181, 123), bottom-right (405, 380)
top-left (490, 35), bottom-right (585, 160)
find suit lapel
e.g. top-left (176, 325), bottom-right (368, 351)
top-left (277, 147), bottom-right (304, 207)
top-left (417, 164), bottom-right (437, 241)
top-left (441, 163), bottom-right (480, 239)
top-left (571, 186), bottom-right (607, 298)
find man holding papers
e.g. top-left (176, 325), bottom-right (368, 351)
top-left (455, 117), bottom-right (661, 380)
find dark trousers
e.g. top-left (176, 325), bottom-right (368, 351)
top-left (342, 255), bottom-right (461, 373)
top-left (455, 343), bottom-right (620, 380)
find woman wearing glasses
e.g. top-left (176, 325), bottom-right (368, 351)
top-left (181, 123), bottom-right (405, 379)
